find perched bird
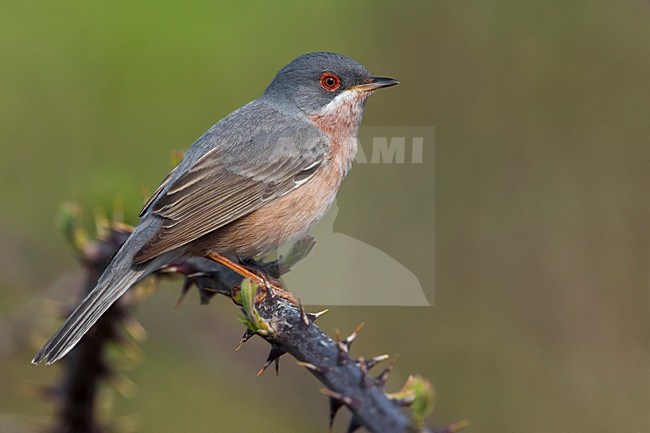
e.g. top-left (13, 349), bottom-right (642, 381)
top-left (33, 52), bottom-right (398, 365)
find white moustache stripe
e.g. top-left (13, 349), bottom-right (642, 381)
top-left (318, 89), bottom-right (368, 118)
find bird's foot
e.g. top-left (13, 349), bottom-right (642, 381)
top-left (255, 275), bottom-right (297, 305)
top-left (206, 252), bottom-right (297, 305)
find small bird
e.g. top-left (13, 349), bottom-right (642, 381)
top-left (33, 52), bottom-right (398, 364)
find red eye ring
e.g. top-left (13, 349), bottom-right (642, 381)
top-left (320, 73), bottom-right (341, 91)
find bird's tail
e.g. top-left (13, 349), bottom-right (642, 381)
top-left (32, 225), bottom-right (165, 365)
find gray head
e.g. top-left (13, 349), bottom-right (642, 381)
top-left (261, 52), bottom-right (398, 117)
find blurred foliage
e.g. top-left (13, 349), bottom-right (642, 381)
top-left (0, 1), bottom-right (648, 432)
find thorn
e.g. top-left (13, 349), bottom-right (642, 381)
top-left (306, 308), bottom-right (329, 322)
top-left (364, 354), bottom-right (390, 371)
top-left (346, 415), bottom-right (362, 433)
top-left (296, 360), bottom-right (328, 374)
top-left (256, 346), bottom-right (286, 377)
top-left (234, 329), bottom-right (255, 352)
top-left (342, 322), bottom-right (365, 350)
top-left (334, 323), bottom-right (365, 365)
top-left (432, 420), bottom-right (471, 433)
top-left (336, 341), bottom-right (349, 365)
top-left (319, 389), bottom-right (357, 409)
top-left (174, 278), bottom-right (194, 309)
top-left (298, 297), bottom-right (310, 326)
top-left (358, 357), bottom-right (369, 388)
top-left (333, 329), bottom-right (349, 363)
top-left (328, 397), bottom-right (344, 432)
top-left (377, 354), bottom-right (399, 386)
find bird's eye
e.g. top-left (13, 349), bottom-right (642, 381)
top-left (320, 73), bottom-right (341, 92)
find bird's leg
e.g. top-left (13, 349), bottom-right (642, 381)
top-left (206, 252), bottom-right (266, 285)
top-left (205, 252), bottom-right (297, 304)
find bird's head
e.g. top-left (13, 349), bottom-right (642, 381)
top-left (262, 52), bottom-right (398, 136)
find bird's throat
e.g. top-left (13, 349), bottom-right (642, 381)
top-left (308, 90), bottom-right (369, 174)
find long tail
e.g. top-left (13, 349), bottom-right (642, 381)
top-left (33, 223), bottom-right (166, 365)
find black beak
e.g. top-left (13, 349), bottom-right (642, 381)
top-left (355, 76), bottom-right (399, 92)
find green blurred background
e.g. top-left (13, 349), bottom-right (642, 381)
top-left (0, 1), bottom-right (648, 432)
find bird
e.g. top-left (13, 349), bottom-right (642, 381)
top-left (33, 52), bottom-right (398, 365)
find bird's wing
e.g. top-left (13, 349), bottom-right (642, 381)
top-left (139, 166), bottom-right (177, 217)
top-left (133, 115), bottom-right (327, 264)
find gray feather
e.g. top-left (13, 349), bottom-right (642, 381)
top-left (33, 52), bottom-right (382, 364)
top-left (32, 218), bottom-right (176, 364)
top-left (132, 100), bottom-right (328, 264)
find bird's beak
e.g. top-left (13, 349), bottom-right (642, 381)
top-left (354, 76), bottom-right (399, 92)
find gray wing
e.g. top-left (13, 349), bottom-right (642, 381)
top-left (133, 103), bottom-right (327, 264)
top-left (139, 166), bottom-right (176, 217)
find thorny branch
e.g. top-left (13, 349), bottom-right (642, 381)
top-left (40, 208), bottom-right (468, 433)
